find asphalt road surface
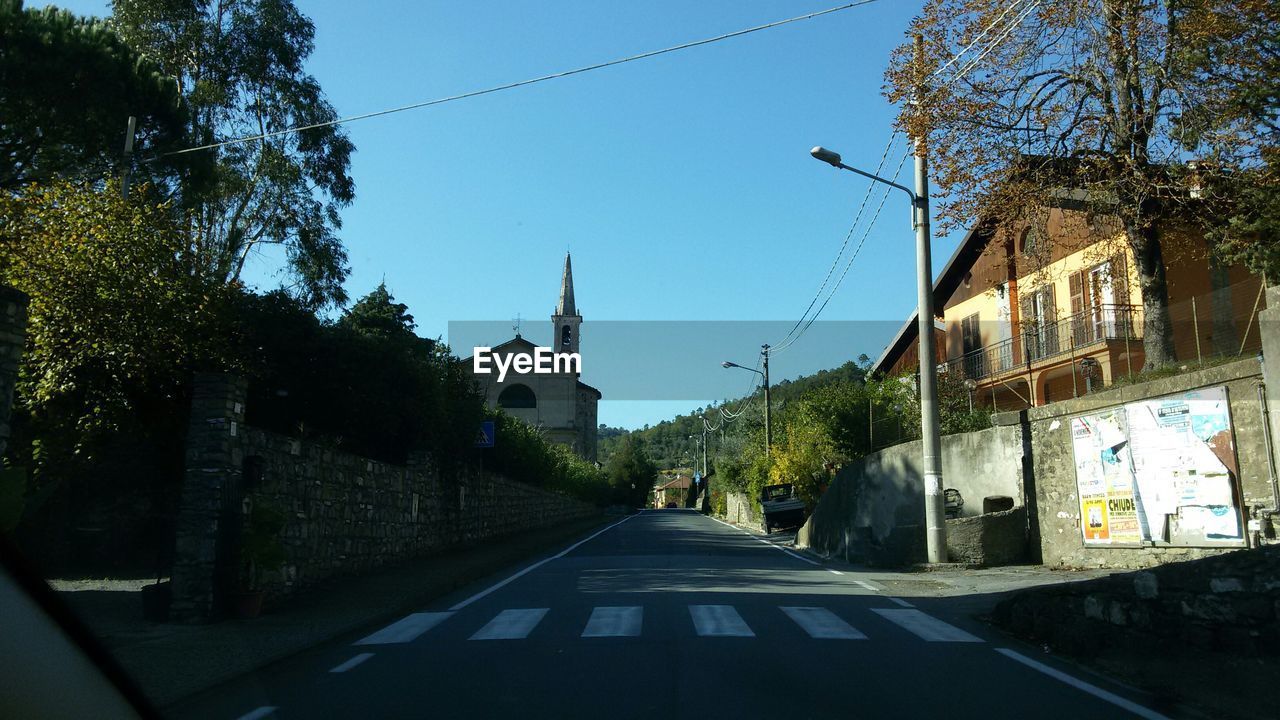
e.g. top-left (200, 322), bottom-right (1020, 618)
top-left (180, 510), bottom-right (1171, 720)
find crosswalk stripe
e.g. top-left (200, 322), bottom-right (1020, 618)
top-left (329, 653), bottom-right (374, 673)
top-left (871, 609), bottom-right (984, 642)
top-left (470, 608), bottom-right (549, 640)
top-left (689, 605), bottom-right (754, 637)
top-left (582, 606), bottom-right (643, 637)
top-left (355, 612), bottom-right (453, 645)
top-left (780, 607), bottom-right (867, 639)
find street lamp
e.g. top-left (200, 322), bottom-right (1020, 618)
top-left (722, 345), bottom-right (771, 457)
top-left (1079, 357), bottom-right (1100, 393)
top-left (963, 378), bottom-right (978, 413)
top-left (810, 140), bottom-right (947, 564)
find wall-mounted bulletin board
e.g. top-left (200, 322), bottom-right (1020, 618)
top-left (1069, 386), bottom-right (1243, 548)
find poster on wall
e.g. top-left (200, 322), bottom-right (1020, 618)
top-left (1071, 411), bottom-right (1144, 545)
top-left (1070, 385), bottom-right (1243, 547)
top-left (1124, 387), bottom-right (1241, 541)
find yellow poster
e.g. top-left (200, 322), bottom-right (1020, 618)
top-left (1081, 495), bottom-right (1109, 541)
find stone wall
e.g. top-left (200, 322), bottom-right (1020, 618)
top-left (723, 492), bottom-right (762, 532)
top-left (170, 373), bottom-right (599, 620)
top-left (1029, 359), bottom-right (1274, 569)
top-left (796, 419), bottom-right (1028, 567)
top-left (242, 427), bottom-right (597, 600)
top-left (993, 545), bottom-right (1280, 657)
top-left (0, 286), bottom-right (29, 459)
top-left (946, 507), bottom-right (1028, 566)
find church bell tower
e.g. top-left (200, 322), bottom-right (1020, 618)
top-left (551, 253), bottom-right (581, 365)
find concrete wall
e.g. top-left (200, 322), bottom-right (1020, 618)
top-left (170, 373), bottom-right (598, 620)
top-left (796, 419), bottom-right (1028, 567)
top-left (1029, 358), bottom-right (1274, 568)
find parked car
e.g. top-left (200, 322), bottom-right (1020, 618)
top-left (759, 483), bottom-right (805, 534)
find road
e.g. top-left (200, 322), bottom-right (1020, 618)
top-left (182, 510), bottom-right (1170, 720)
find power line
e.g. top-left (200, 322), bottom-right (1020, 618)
top-left (152, 1), bottom-right (884, 160)
top-left (771, 0), bottom-right (1040, 354)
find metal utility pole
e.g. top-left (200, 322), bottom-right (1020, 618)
top-left (762, 344), bottom-right (772, 458)
top-left (912, 33), bottom-right (947, 564)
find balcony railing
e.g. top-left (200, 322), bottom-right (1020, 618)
top-left (942, 304), bottom-right (1141, 382)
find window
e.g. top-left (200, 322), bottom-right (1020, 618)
top-left (497, 383), bottom-right (537, 409)
top-left (961, 313), bottom-right (981, 355)
top-left (560, 324), bottom-right (572, 347)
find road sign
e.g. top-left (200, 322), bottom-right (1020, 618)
top-left (475, 420), bottom-right (495, 448)
top-left (694, 471), bottom-right (701, 485)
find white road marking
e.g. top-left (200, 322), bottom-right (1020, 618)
top-left (826, 569), bottom-right (844, 575)
top-left (872, 609), bottom-right (983, 642)
top-left (354, 612), bottom-right (453, 645)
top-left (707, 515), bottom-right (820, 566)
top-left (235, 708), bottom-right (277, 720)
top-left (328, 653), bottom-right (374, 673)
top-left (470, 608), bottom-right (549, 640)
top-left (887, 597), bottom-right (915, 608)
top-left (449, 513), bottom-right (637, 611)
top-left (690, 605), bottom-right (754, 637)
top-left (995, 649), bottom-right (1171, 720)
top-left (780, 607), bottom-right (867, 639)
top-left (852, 580), bottom-right (880, 592)
top-left (581, 606), bottom-right (643, 637)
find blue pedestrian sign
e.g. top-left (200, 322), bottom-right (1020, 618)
top-left (475, 420), bottom-right (495, 448)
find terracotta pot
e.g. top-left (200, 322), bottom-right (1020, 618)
top-left (231, 591), bottom-right (265, 619)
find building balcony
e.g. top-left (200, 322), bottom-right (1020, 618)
top-left (941, 304), bottom-right (1142, 387)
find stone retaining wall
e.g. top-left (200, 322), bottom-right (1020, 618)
top-left (723, 492), bottom-right (762, 532)
top-left (170, 373), bottom-right (598, 620)
top-left (243, 427), bottom-right (596, 600)
top-left (993, 545), bottom-right (1280, 657)
top-left (946, 507), bottom-right (1028, 566)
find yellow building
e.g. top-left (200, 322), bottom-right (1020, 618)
top-left (874, 207), bottom-right (1265, 408)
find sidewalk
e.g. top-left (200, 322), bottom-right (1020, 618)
top-left (52, 515), bottom-right (609, 710)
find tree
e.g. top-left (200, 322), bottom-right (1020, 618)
top-left (887, 1), bottom-right (1234, 369)
top-left (0, 0), bottom-right (193, 189)
top-left (1174, 0), bottom-right (1280, 279)
top-left (605, 435), bottom-right (658, 508)
top-left (111, 0), bottom-right (356, 309)
top-left (0, 179), bottom-right (228, 511)
top-left (339, 283), bottom-right (419, 341)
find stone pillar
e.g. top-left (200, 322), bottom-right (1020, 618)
top-left (169, 373), bottom-right (247, 622)
top-left (1258, 286), bottom-right (1280, 532)
top-left (0, 286), bottom-right (30, 459)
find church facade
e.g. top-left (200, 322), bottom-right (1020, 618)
top-left (463, 254), bottom-right (601, 461)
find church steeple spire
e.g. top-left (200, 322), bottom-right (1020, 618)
top-left (552, 252), bottom-right (581, 360)
top-left (556, 253), bottom-right (577, 317)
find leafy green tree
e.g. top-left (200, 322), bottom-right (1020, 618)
top-left (111, 0), bottom-right (356, 309)
top-left (1173, 0), bottom-right (1280, 279)
top-left (339, 283), bottom-right (418, 341)
top-left (605, 435), bottom-right (658, 508)
top-left (886, 1), bottom-right (1260, 369)
top-left (0, 0), bottom-right (194, 189)
top-left (0, 179), bottom-right (228, 539)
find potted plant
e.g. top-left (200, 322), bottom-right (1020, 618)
top-left (233, 502), bottom-right (287, 619)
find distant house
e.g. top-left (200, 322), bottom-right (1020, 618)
top-left (653, 474), bottom-right (692, 507)
top-left (874, 205), bottom-right (1264, 409)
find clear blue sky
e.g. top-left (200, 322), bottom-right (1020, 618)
top-left (60, 0), bottom-right (963, 429)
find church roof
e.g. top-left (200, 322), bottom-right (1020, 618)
top-left (458, 335), bottom-right (538, 364)
top-left (555, 252), bottom-right (577, 317)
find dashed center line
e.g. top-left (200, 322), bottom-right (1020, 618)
top-left (329, 653), bottom-right (374, 673)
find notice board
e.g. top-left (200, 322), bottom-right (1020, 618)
top-left (1069, 386), bottom-right (1242, 547)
